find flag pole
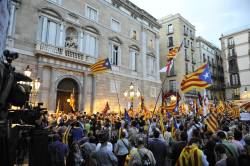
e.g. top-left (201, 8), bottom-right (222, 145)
top-left (110, 68), bottom-right (122, 115)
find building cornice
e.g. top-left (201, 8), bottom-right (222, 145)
top-left (196, 36), bottom-right (221, 51)
top-left (220, 26), bottom-right (250, 39)
top-left (112, 0), bottom-right (161, 29)
top-left (158, 13), bottom-right (195, 30)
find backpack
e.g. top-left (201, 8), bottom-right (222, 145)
top-left (138, 149), bottom-right (152, 166)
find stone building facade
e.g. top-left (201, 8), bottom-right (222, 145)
top-left (6, 0), bottom-right (161, 113)
top-left (220, 26), bottom-right (250, 101)
top-left (196, 36), bottom-right (225, 100)
top-left (159, 14), bottom-right (198, 99)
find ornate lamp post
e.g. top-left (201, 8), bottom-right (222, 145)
top-left (123, 82), bottom-right (140, 110)
top-left (23, 65), bottom-right (41, 105)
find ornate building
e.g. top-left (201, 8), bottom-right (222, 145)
top-left (6, 0), bottom-right (161, 113)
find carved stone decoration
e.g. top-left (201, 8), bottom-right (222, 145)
top-left (65, 27), bottom-right (78, 50)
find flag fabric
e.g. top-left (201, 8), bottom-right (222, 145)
top-left (240, 102), bottom-right (250, 111)
top-left (204, 111), bottom-right (218, 133)
top-left (102, 102), bottom-right (110, 115)
top-left (56, 99), bottom-right (60, 115)
top-left (167, 42), bottom-right (183, 60)
top-left (203, 90), bottom-right (209, 115)
top-left (171, 118), bottom-right (178, 139)
top-left (230, 106), bottom-right (240, 119)
top-left (197, 92), bottom-right (203, 107)
top-left (159, 112), bottom-right (165, 135)
top-left (124, 109), bottom-right (131, 123)
top-left (166, 101), bottom-right (176, 111)
top-left (69, 89), bottom-right (76, 112)
top-left (216, 101), bottom-right (225, 114)
top-left (90, 58), bottom-right (111, 74)
top-left (173, 100), bottom-right (179, 113)
top-left (159, 59), bottom-right (174, 74)
top-left (181, 64), bottom-right (212, 93)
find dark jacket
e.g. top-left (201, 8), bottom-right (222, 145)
top-left (148, 138), bottom-right (168, 166)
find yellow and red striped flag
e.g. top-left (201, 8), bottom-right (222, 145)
top-left (167, 42), bottom-right (183, 60)
top-left (240, 102), bottom-right (250, 112)
top-left (69, 89), bottom-right (76, 112)
top-left (216, 101), bottom-right (225, 114)
top-left (181, 64), bottom-right (212, 93)
top-left (204, 111), bottom-right (218, 133)
top-left (90, 58), bottom-right (111, 74)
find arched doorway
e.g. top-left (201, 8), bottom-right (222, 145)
top-left (56, 78), bottom-right (79, 113)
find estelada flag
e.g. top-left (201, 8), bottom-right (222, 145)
top-left (181, 64), bottom-right (212, 93)
top-left (90, 58), bottom-right (111, 74)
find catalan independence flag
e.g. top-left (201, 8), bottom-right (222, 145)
top-left (167, 41), bottom-right (183, 60)
top-left (204, 111), bottom-right (218, 133)
top-left (181, 64), bottom-right (212, 93)
top-left (90, 58), bottom-right (111, 74)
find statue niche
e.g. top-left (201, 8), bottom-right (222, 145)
top-left (65, 27), bottom-right (78, 50)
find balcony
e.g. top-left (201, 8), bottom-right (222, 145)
top-left (192, 58), bottom-right (196, 64)
top-left (191, 45), bottom-right (195, 51)
top-left (228, 66), bottom-right (239, 73)
top-left (232, 94), bottom-right (240, 100)
top-left (35, 42), bottom-right (96, 64)
top-left (228, 42), bottom-right (235, 48)
top-left (184, 30), bottom-right (188, 36)
top-left (168, 43), bottom-right (174, 48)
top-left (167, 30), bottom-right (174, 35)
top-left (190, 34), bottom-right (194, 40)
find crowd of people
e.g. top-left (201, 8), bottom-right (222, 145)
top-left (40, 109), bottom-right (250, 166)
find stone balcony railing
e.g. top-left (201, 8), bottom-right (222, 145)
top-left (35, 42), bottom-right (96, 64)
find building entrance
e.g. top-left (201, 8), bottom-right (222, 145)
top-left (56, 78), bottom-right (79, 113)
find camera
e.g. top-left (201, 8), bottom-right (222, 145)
top-left (0, 50), bottom-right (48, 166)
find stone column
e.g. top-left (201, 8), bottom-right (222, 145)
top-left (40, 66), bottom-right (52, 110)
top-left (90, 75), bottom-right (96, 113)
top-left (78, 72), bottom-right (85, 112)
top-left (48, 68), bottom-right (56, 112)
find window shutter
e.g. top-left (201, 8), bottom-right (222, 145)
top-left (95, 38), bottom-right (99, 58)
top-left (41, 16), bottom-right (47, 43)
top-left (56, 23), bottom-right (61, 46)
top-left (118, 45), bottom-right (121, 66)
top-left (37, 16), bottom-right (43, 41)
top-left (109, 43), bottom-right (112, 64)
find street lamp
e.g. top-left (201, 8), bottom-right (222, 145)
top-left (21, 65), bottom-right (41, 105)
top-left (24, 65), bottom-right (31, 77)
top-left (123, 82), bottom-right (141, 110)
top-left (244, 87), bottom-right (248, 93)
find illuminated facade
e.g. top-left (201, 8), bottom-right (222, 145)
top-left (6, 0), bottom-right (161, 113)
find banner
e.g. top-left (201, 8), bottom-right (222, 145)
top-left (240, 113), bottom-right (250, 121)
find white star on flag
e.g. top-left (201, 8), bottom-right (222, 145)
top-left (203, 72), bottom-right (209, 79)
